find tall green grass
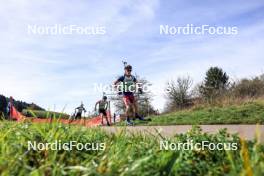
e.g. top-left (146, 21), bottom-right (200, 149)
top-left (0, 121), bottom-right (263, 175)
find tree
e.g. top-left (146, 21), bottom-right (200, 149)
top-left (199, 67), bottom-right (229, 101)
top-left (0, 95), bottom-right (45, 115)
top-left (0, 95), bottom-right (8, 116)
top-left (232, 76), bottom-right (264, 98)
top-left (260, 74), bottom-right (264, 82)
top-left (165, 76), bottom-right (193, 111)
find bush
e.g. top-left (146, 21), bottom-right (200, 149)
top-left (232, 76), bottom-right (264, 98)
top-left (165, 76), bottom-right (193, 111)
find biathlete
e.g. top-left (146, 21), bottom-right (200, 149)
top-left (95, 96), bottom-right (111, 126)
top-left (114, 64), bottom-right (144, 125)
top-left (74, 102), bottom-right (86, 119)
top-left (7, 96), bottom-right (14, 120)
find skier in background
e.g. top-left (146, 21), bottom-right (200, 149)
top-left (7, 96), bottom-right (14, 120)
top-left (75, 102), bottom-right (86, 119)
top-left (95, 96), bottom-right (110, 126)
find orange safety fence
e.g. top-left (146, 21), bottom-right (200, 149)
top-left (31, 117), bottom-right (103, 127)
top-left (10, 106), bottom-right (26, 121)
top-left (10, 106), bottom-right (112, 127)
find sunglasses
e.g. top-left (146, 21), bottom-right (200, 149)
top-left (127, 69), bottom-right (132, 72)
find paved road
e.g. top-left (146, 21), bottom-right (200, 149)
top-left (102, 125), bottom-right (264, 141)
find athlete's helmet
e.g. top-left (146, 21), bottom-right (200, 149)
top-left (125, 65), bottom-right (132, 70)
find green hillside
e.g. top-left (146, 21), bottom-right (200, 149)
top-left (134, 101), bottom-right (264, 125)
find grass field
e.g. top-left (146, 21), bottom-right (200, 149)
top-left (22, 109), bottom-right (70, 119)
top-left (133, 101), bottom-right (264, 126)
top-left (0, 121), bottom-right (264, 175)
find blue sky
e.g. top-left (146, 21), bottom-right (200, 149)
top-left (0, 0), bottom-right (264, 114)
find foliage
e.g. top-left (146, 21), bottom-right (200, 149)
top-left (165, 76), bottom-right (193, 111)
top-left (199, 67), bottom-right (229, 102)
top-left (0, 94), bottom-right (44, 112)
top-left (0, 122), bottom-right (263, 175)
top-left (232, 76), bottom-right (264, 98)
top-left (0, 95), bottom-right (7, 116)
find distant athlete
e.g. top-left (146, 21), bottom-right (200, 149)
top-left (95, 96), bottom-right (110, 126)
top-left (75, 102), bottom-right (86, 119)
top-left (114, 65), bottom-right (144, 125)
top-left (7, 96), bottom-right (14, 120)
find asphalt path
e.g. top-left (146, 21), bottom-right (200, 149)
top-left (102, 125), bottom-right (264, 141)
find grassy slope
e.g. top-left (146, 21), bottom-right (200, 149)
top-left (0, 121), bottom-right (263, 175)
top-left (22, 109), bottom-right (70, 119)
top-left (138, 101), bottom-right (264, 125)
